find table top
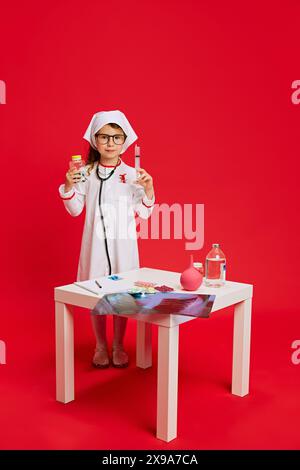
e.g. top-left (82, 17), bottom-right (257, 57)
top-left (54, 267), bottom-right (253, 327)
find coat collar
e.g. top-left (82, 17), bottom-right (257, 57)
top-left (98, 158), bottom-right (122, 169)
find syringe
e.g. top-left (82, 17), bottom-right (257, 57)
top-left (135, 144), bottom-right (141, 179)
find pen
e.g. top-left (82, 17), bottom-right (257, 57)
top-left (95, 280), bottom-right (102, 289)
top-left (74, 282), bottom-right (100, 295)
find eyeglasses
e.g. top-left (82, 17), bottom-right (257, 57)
top-left (95, 133), bottom-right (126, 145)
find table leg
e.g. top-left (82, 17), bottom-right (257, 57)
top-left (232, 297), bottom-right (252, 397)
top-left (156, 325), bottom-right (179, 442)
top-left (136, 321), bottom-right (152, 369)
top-left (55, 301), bottom-right (74, 403)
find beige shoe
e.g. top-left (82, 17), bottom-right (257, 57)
top-left (92, 347), bottom-right (110, 369)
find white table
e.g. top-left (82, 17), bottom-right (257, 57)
top-left (54, 267), bottom-right (253, 442)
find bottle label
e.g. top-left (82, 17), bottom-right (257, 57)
top-left (69, 160), bottom-right (87, 182)
top-left (221, 262), bottom-right (226, 280)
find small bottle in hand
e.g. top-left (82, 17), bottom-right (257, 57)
top-left (69, 155), bottom-right (86, 182)
top-left (64, 155), bottom-right (86, 192)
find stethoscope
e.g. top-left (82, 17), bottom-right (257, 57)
top-left (95, 159), bottom-right (120, 182)
top-left (95, 158), bottom-right (120, 276)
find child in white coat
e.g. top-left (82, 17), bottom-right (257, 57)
top-left (58, 110), bottom-right (155, 368)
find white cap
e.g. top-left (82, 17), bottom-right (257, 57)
top-left (83, 109), bottom-right (138, 154)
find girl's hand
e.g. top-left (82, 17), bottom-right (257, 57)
top-left (134, 168), bottom-right (153, 190)
top-left (64, 167), bottom-right (82, 192)
top-left (134, 168), bottom-right (154, 200)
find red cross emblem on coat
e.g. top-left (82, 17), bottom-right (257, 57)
top-left (119, 174), bottom-right (127, 183)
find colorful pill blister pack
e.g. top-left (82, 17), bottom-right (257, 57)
top-left (128, 281), bottom-right (174, 295)
top-left (106, 277), bottom-right (174, 294)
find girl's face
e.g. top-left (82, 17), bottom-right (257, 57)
top-left (95, 124), bottom-right (125, 160)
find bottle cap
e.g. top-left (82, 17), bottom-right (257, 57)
top-left (212, 243), bottom-right (220, 248)
top-left (71, 155), bottom-right (82, 160)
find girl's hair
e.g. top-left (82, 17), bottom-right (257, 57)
top-left (85, 122), bottom-right (127, 175)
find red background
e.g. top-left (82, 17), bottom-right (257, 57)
top-left (0, 0), bottom-right (300, 449)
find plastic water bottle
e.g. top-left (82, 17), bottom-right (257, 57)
top-left (69, 155), bottom-right (87, 182)
top-left (204, 243), bottom-right (226, 287)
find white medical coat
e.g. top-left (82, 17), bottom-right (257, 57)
top-left (58, 159), bottom-right (155, 282)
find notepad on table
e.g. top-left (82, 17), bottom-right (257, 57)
top-left (74, 277), bottom-right (135, 296)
